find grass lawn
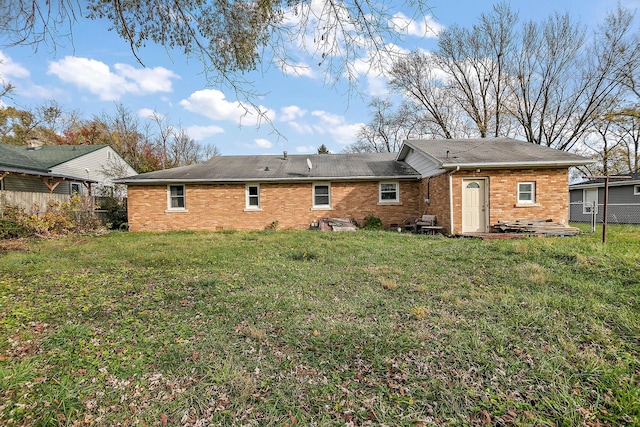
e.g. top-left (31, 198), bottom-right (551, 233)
top-left (0, 225), bottom-right (638, 426)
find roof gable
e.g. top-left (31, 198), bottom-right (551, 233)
top-left (398, 138), bottom-right (593, 169)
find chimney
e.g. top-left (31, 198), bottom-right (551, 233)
top-left (283, 151), bottom-right (288, 160)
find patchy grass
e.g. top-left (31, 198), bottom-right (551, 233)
top-left (0, 226), bottom-right (638, 426)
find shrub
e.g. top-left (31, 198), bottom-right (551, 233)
top-left (363, 214), bottom-right (383, 230)
top-left (0, 195), bottom-right (104, 239)
top-left (0, 205), bottom-right (31, 238)
top-left (96, 194), bottom-right (128, 230)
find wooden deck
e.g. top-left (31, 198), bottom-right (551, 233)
top-left (493, 219), bottom-right (580, 236)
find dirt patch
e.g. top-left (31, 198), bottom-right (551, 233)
top-left (0, 239), bottom-right (31, 254)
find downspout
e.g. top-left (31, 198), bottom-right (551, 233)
top-left (448, 166), bottom-right (460, 235)
top-left (425, 176), bottom-right (431, 210)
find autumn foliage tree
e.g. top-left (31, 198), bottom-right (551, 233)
top-left (1, 102), bottom-right (218, 174)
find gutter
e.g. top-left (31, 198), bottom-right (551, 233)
top-left (115, 174), bottom-right (423, 185)
top-left (441, 160), bottom-right (595, 169)
top-left (0, 166), bottom-right (99, 184)
top-left (570, 180), bottom-right (640, 189)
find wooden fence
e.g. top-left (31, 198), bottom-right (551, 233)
top-left (0, 190), bottom-right (94, 213)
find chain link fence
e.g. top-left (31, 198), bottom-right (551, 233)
top-left (569, 202), bottom-right (640, 224)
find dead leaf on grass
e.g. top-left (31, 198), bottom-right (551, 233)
top-left (478, 410), bottom-right (492, 425)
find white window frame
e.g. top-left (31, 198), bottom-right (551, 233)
top-left (634, 185), bottom-right (640, 195)
top-left (167, 184), bottom-right (186, 210)
top-left (312, 183), bottom-right (331, 209)
top-left (517, 182), bottom-right (535, 204)
top-left (379, 181), bottom-right (399, 203)
top-left (245, 184), bottom-right (261, 211)
top-left (583, 188), bottom-right (599, 214)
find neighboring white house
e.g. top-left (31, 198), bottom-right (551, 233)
top-left (0, 143), bottom-right (137, 210)
top-left (48, 146), bottom-right (138, 197)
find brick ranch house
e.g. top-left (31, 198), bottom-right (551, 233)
top-left (117, 138), bottom-right (593, 234)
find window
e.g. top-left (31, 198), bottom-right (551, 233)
top-left (246, 184), bottom-right (260, 210)
top-left (71, 183), bottom-right (81, 194)
top-left (379, 182), bottom-right (399, 203)
top-left (313, 183), bottom-right (331, 208)
top-left (583, 188), bottom-right (598, 214)
top-left (634, 185), bottom-right (640, 195)
top-left (168, 185), bottom-right (186, 209)
top-left (517, 182), bottom-right (535, 204)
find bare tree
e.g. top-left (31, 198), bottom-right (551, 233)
top-left (346, 97), bottom-right (429, 153)
top-left (145, 111), bottom-right (220, 167)
top-left (0, 67), bottom-right (14, 100)
top-left (435, 2), bottom-right (518, 138)
top-left (387, 3), bottom-right (640, 153)
top-left (201, 143), bottom-right (221, 160)
top-left (389, 52), bottom-right (478, 139)
top-left (165, 127), bottom-right (201, 167)
top-left (580, 108), bottom-right (640, 175)
top-left (511, 6), bottom-right (639, 151)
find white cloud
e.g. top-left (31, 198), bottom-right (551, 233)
top-left (295, 145), bottom-right (316, 153)
top-left (255, 138), bottom-right (273, 148)
top-left (390, 13), bottom-right (444, 38)
top-left (138, 108), bottom-right (160, 119)
top-left (289, 121), bottom-right (314, 134)
top-left (366, 75), bottom-right (389, 97)
top-left (311, 110), bottom-right (344, 126)
top-left (47, 56), bottom-right (179, 101)
top-left (280, 105), bottom-right (307, 122)
top-left (184, 125), bottom-right (225, 140)
top-left (349, 43), bottom-right (409, 83)
top-left (312, 110), bottom-right (363, 145)
top-left (114, 63), bottom-right (178, 94)
top-left (0, 51), bottom-right (30, 79)
top-left (179, 89), bottom-right (275, 125)
top-left (328, 122), bottom-right (362, 145)
top-left (286, 110), bottom-right (363, 145)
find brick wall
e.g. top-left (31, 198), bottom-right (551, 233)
top-left (419, 174), bottom-right (451, 233)
top-left (127, 180), bottom-right (421, 231)
top-left (448, 168), bottom-right (569, 234)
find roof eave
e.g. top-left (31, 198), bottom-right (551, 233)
top-left (116, 174), bottom-right (422, 185)
top-left (0, 166), bottom-right (99, 183)
top-left (441, 160), bottom-right (595, 169)
top-left (570, 180), bottom-right (640, 189)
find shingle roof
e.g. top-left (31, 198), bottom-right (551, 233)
top-left (118, 153), bottom-right (420, 183)
top-left (570, 172), bottom-right (640, 188)
top-left (0, 144), bottom-right (106, 171)
top-left (401, 137), bottom-right (593, 168)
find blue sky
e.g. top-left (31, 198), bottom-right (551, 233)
top-left (0, 0), bottom-right (637, 156)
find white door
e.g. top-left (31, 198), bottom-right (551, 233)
top-left (462, 179), bottom-right (487, 233)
